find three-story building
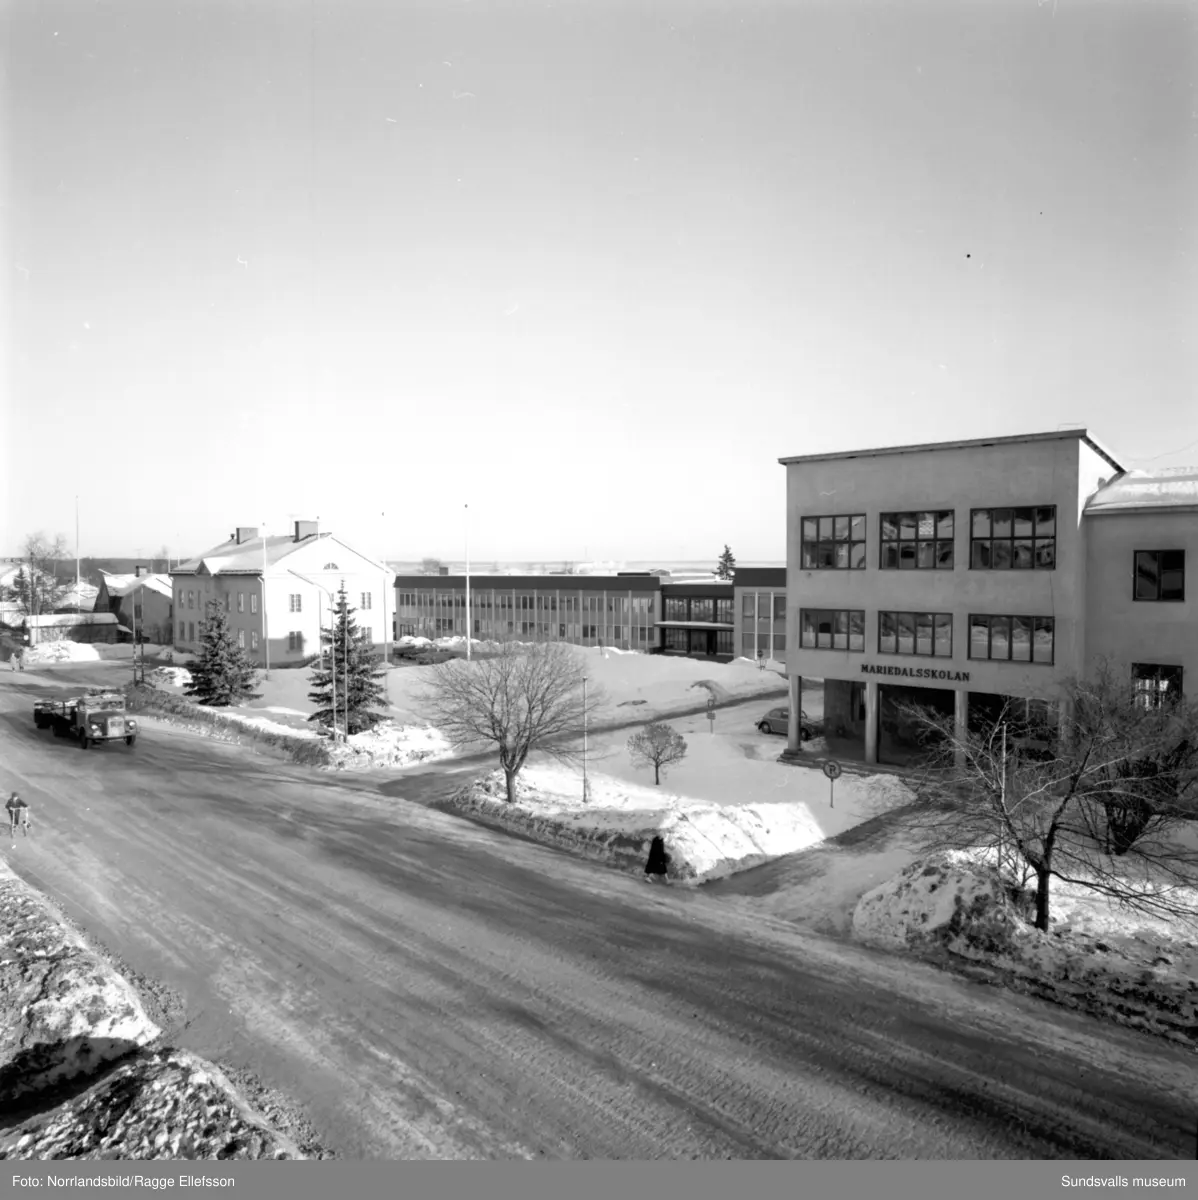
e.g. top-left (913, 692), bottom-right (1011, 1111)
top-left (779, 429), bottom-right (1125, 765)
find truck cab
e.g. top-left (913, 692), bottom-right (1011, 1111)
top-left (74, 692), bottom-right (137, 748)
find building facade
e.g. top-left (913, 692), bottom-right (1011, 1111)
top-left (392, 574), bottom-right (661, 650)
top-left (171, 522), bottom-right (394, 666)
top-left (96, 568), bottom-right (174, 644)
top-left (778, 430), bottom-right (1127, 765)
top-left (391, 570), bottom-right (790, 663)
top-left (1083, 467), bottom-right (1196, 706)
top-left (733, 568), bottom-right (788, 665)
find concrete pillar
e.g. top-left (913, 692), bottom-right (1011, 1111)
top-left (786, 672), bottom-right (803, 754)
top-left (864, 680), bottom-right (879, 765)
top-left (954, 688), bottom-right (969, 768)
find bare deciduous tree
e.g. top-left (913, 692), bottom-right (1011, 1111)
top-left (627, 722), bottom-right (688, 785)
top-left (419, 641), bottom-right (605, 802)
top-left (900, 666), bottom-right (1198, 931)
top-left (1, 532), bottom-right (72, 616)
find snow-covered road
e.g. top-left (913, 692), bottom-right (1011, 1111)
top-left (1, 673), bottom-right (1195, 1160)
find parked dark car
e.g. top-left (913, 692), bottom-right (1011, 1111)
top-left (757, 706), bottom-right (815, 740)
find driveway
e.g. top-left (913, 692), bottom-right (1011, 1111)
top-left (0, 674), bottom-right (1194, 1160)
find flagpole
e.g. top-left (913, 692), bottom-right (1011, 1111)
top-left (465, 503), bottom-right (471, 662)
top-left (261, 526), bottom-right (270, 678)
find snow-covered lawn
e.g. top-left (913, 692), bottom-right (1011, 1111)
top-left (136, 641), bottom-right (789, 770)
top-left (445, 704), bottom-right (915, 884)
top-left (852, 849), bottom-right (1198, 1045)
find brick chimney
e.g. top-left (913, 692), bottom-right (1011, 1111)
top-left (293, 520), bottom-right (319, 542)
top-left (234, 527), bottom-right (259, 545)
top-left (135, 565), bottom-right (146, 577)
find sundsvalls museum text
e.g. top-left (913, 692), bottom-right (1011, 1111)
top-left (12, 1178), bottom-right (233, 1190)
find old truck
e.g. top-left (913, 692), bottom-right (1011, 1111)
top-left (33, 689), bottom-right (138, 749)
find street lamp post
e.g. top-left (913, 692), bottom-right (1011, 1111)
top-left (380, 512), bottom-right (391, 702)
top-left (582, 676), bottom-right (590, 803)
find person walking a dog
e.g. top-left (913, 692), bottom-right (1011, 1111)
top-left (6, 791), bottom-right (30, 837)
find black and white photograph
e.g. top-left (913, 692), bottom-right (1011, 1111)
top-left (1, 0), bottom-right (1196, 1182)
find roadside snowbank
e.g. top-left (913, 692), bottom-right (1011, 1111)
top-left (0, 863), bottom-right (315, 1159)
top-left (447, 762), bottom-right (910, 884)
top-left (326, 720), bottom-right (453, 771)
top-left (150, 665), bottom-right (191, 687)
top-left (1, 1049), bottom-right (309, 1160)
top-left (0, 860), bottom-right (161, 1104)
top-left (852, 851), bottom-right (1198, 1045)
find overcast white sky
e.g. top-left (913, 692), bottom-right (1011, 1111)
top-left (3, 1), bottom-right (1195, 562)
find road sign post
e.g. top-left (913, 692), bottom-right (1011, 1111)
top-left (822, 759), bottom-right (842, 807)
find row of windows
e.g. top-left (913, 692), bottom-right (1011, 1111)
top-left (663, 628), bottom-right (736, 655)
top-left (397, 591), bottom-right (655, 616)
top-left (800, 508), bottom-right (1059, 572)
top-left (178, 590), bottom-right (374, 615)
top-left (663, 597), bottom-right (735, 623)
top-left (798, 609), bottom-right (1058, 664)
top-left (741, 593), bottom-right (787, 620)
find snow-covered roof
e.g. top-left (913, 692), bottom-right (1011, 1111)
top-left (1085, 467), bottom-right (1198, 514)
top-left (173, 532), bottom-right (391, 578)
top-left (23, 612), bottom-right (120, 627)
top-left (173, 533), bottom-right (326, 576)
top-left (101, 572), bottom-right (173, 599)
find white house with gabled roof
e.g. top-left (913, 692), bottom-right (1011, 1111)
top-left (169, 521), bottom-right (395, 665)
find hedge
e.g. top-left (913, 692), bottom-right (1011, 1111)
top-left (123, 683), bottom-right (333, 768)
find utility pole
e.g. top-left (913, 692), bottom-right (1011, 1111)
top-left (75, 495), bottom-right (80, 605)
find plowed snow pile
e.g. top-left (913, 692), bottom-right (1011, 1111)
top-left (2, 1049), bottom-right (307, 1160)
top-left (0, 862), bottom-right (161, 1103)
top-left (0, 861), bottom-right (310, 1159)
top-left (150, 665), bottom-right (191, 687)
top-left (21, 641), bottom-right (103, 665)
top-left (326, 720), bottom-right (452, 771)
top-left (852, 851), bottom-right (1198, 1044)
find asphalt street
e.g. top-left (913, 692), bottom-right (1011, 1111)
top-left (1, 668), bottom-right (1195, 1160)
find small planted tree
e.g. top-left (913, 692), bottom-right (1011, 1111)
top-left (627, 722), bottom-right (688, 785)
top-left (899, 666), bottom-right (1198, 931)
top-left (716, 544), bottom-right (736, 580)
top-left (308, 584), bottom-right (387, 737)
top-left (184, 601), bottom-right (262, 707)
top-left (419, 641), bottom-right (604, 802)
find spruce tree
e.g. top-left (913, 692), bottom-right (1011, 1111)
top-left (716, 544), bottom-right (736, 580)
top-left (307, 584), bottom-right (387, 736)
top-left (183, 600), bottom-right (262, 706)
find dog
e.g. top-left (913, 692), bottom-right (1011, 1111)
top-left (6, 793), bottom-right (30, 838)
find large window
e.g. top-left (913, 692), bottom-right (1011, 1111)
top-left (1133, 663), bottom-right (1183, 709)
top-left (1134, 550), bottom-right (1185, 602)
top-left (664, 628), bottom-right (688, 652)
top-left (715, 598), bottom-right (734, 624)
top-left (799, 609), bottom-right (866, 651)
top-left (716, 630), bottom-right (734, 655)
top-left (968, 614), bottom-right (1055, 663)
top-left (801, 515), bottom-right (866, 570)
top-left (880, 511), bottom-right (954, 570)
top-left (878, 611), bottom-right (953, 657)
top-left (664, 596), bottom-right (688, 621)
top-left (690, 598), bottom-right (713, 623)
top-left (970, 506), bottom-right (1056, 569)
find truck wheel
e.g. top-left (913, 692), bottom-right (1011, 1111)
top-left (79, 734), bottom-right (90, 750)
top-left (52, 723), bottom-right (64, 738)
top-left (125, 734), bottom-right (136, 747)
